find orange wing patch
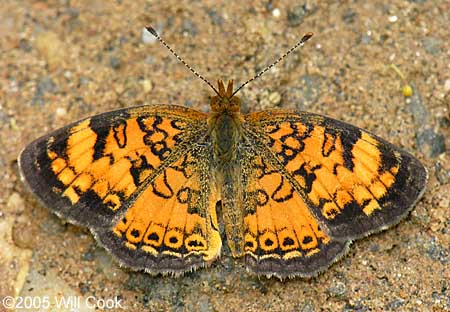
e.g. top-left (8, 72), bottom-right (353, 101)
top-left (47, 111), bottom-right (191, 209)
top-left (97, 149), bottom-right (221, 273)
top-left (245, 111), bottom-right (427, 241)
top-left (242, 155), bottom-right (348, 278)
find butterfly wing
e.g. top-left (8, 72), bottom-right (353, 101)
top-left (240, 151), bottom-right (349, 278)
top-left (19, 105), bottom-right (221, 274)
top-left (239, 110), bottom-right (427, 277)
top-left (96, 146), bottom-right (221, 274)
top-left (244, 110), bottom-right (427, 241)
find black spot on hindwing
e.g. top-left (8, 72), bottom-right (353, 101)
top-left (292, 163), bottom-right (322, 193)
top-left (151, 171), bottom-right (173, 199)
top-left (272, 176), bottom-right (294, 202)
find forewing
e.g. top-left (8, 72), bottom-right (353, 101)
top-left (244, 110), bottom-right (427, 240)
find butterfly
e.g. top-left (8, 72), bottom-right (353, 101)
top-left (18, 27), bottom-right (427, 278)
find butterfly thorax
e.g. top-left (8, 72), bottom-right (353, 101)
top-left (208, 80), bottom-right (243, 165)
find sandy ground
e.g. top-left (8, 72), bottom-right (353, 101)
top-left (0, 0), bottom-right (449, 311)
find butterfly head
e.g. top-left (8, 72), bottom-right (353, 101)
top-left (210, 80), bottom-right (241, 113)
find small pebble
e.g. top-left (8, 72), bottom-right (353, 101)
top-left (55, 107), bottom-right (67, 117)
top-left (408, 84), bottom-right (428, 127)
top-left (268, 91), bottom-right (281, 105)
top-left (360, 33), bottom-right (371, 44)
top-left (287, 4), bottom-right (309, 27)
top-left (78, 282), bottom-right (90, 295)
top-left (386, 298), bottom-right (405, 310)
top-left (35, 31), bottom-right (67, 68)
top-left (272, 8), bottom-right (281, 18)
top-left (79, 76), bottom-right (90, 85)
top-left (388, 15), bottom-right (398, 22)
top-left (31, 76), bottom-right (58, 105)
top-left (342, 8), bottom-right (357, 24)
top-left (36, 76), bottom-right (58, 96)
top-left (295, 74), bottom-right (324, 109)
top-left (327, 281), bottom-right (347, 297)
top-left (109, 56), bottom-right (122, 70)
top-left (9, 80), bottom-right (18, 92)
top-left (142, 27), bottom-right (156, 44)
top-left (181, 19), bottom-right (198, 37)
top-left (140, 79), bottom-right (153, 93)
top-left (434, 161), bottom-right (450, 185)
top-left (424, 238), bottom-right (450, 265)
top-left (444, 79), bottom-right (450, 92)
top-left (40, 215), bottom-right (66, 235)
top-left (299, 300), bottom-right (315, 312)
top-left (197, 295), bottom-right (213, 312)
top-left (81, 249), bottom-right (95, 261)
top-left (63, 70), bottom-right (72, 79)
top-left (7, 193), bottom-right (24, 212)
top-left (416, 128), bottom-right (446, 158)
top-left (12, 222), bottom-right (35, 250)
top-left (422, 37), bottom-right (442, 55)
top-left (206, 9), bottom-right (224, 25)
top-left (19, 38), bottom-right (32, 52)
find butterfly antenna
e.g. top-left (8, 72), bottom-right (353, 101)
top-left (231, 32), bottom-right (314, 97)
top-left (145, 26), bottom-right (221, 96)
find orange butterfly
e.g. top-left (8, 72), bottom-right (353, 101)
top-left (19, 27), bottom-right (427, 278)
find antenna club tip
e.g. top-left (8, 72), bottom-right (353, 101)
top-left (303, 32), bottom-right (314, 41)
top-left (145, 26), bottom-right (159, 37)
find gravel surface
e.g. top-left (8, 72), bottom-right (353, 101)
top-left (1, 1), bottom-right (448, 311)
